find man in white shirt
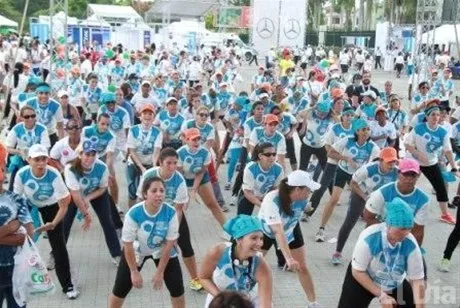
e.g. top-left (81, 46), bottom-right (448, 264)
top-left (131, 80), bottom-right (159, 113)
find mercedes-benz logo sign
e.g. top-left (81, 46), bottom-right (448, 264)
top-left (284, 19), bottom-right (301, 39)
top-left (256, 18), bottom-right (274, 39)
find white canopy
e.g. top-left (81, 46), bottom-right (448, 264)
top-left (88, 4), bottom-right (143, 21)
top-left (80, 15), bottom-right (111, 28)
top-left (0, 15), bottom-right (18, 28)
top-left (421, 24), bottom-right (460, 45)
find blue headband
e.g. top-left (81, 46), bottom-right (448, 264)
top-left (36, 85), bottom-right (51, 93)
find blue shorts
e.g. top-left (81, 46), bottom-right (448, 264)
top-left (185, 171), bottom-right (210, 188)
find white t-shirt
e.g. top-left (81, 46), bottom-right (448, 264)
top-left (352, 223), bottom-right (424, 291)
top-left (131, 92), bottom-right (159, 112)
top-left (49, 137), bottom-right (78, 166)
top-left (370, 121), bottom-right (398, 149)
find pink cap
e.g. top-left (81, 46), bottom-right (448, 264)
top-left (399, 158), bottom-right (420, 174)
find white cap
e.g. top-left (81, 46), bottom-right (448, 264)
top-left (259, 93), bottom-right (269, 99)
top-left (361, 90), bottom-right (377, 100)
top-left (57, 90), bottom-right (68, 98)
top-left (286, 170), bottom-right (320, 191)
top-left (219, 82), bottom-right (228, 87)
top-left (141, 80), bottom-right (151, 86)
top-left (28, 144), bottom-right (49, 158)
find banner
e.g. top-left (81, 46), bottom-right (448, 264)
top-left (216, 7), bottom-right (252, 28)
top-left (143, 30), bottom-right (151, 47)
top-left (252, 0), bottom-right (307, 55)
top-left (278, 0), bottom-right (307, 48)
top-left (252, 0), bottom-right (281, 55)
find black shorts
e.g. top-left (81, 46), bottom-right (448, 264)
top-left (341, 64), bottom-right (349, 73)
top-left (334, 168), bottom-right (352, 189)
top-left (112, 252), bottom-right (184, 299)
top-left (262, 223), bottom-right (304, 251)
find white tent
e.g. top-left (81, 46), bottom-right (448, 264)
top-left (88, 4), bottom-right (143, 22)
top-left (80, 15), bottom-right (111, 28)
top-left (0, 15), bottom-right (18, 28)
top-left (421, 24), bottom-right (460, 45)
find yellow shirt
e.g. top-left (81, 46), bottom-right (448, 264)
top-left (279, 59), bottom-right (294, 76)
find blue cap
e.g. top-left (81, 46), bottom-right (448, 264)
top-left (101, 92), bottom-right (116, 104)
top-left (82, 140), bottom-right (97, 153)
top-left (351, 118), bottom-right (368, 133)
top-left (223, 215), bottom-right (263, 239)
top-left (234, 96), bottom-right (249, 108)
top-left (317, 100), bottom-right (331, 113)
top-left (385, 198), bottom-right (414, 229)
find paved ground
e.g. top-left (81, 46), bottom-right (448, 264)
top-left (8, 65), bottom-right (460, 307)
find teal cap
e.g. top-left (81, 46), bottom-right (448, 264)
top-left (351, 118), bottom-right (368, 133)
top-left (101, 92), bottom-right (116, 104)
top-left (223, 215), bottom-right (263, 239)
top-left (342, 107), bottom-right (355, 116)
top-left (385, 198), bottom-right (414, 229)
top-left (234, 96), bottom-right (249, 108)
top-left (36, 83), bottom-right (51, 93)
top-left (317, 100), bottom-right (331, 113)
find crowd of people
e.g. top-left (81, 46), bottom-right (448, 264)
top-left (0, 33), bottom-right (459, 308)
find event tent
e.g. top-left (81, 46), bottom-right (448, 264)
top-left (0, 15), bottom-right (18, 28)
top-left (421, 24), bottom-right (460, 45)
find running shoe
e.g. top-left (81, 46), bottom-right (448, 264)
top-left (189, 278), bottom-right (203, 291)
top-left (438, 258), bottom-right (451, 272)
top-left (307, 301), bottom-right (321, 308)
top-left (315, 228), bottom-right (325, 242)
top-left (66, 288), bottom-right (80, 300)
top-left (331, 252), bottom-right (343, 266)
top-left (301, 212), bottom-right (310, 222)
top-left (440, 213), bottom-right (456, 225)
top-left (224, 182), bottom-right (231, 190)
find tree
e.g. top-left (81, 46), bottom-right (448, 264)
top-left (334, 0), bottom-right (355, 30)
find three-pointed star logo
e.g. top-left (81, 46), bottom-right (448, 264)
top-left (256, 17), bottom-right (275, 39)
top-left (284, 19), bottom-right (301, 39)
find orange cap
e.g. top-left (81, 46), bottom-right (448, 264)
top-left (71, 66), bottom-right (80, 74)
top-left (265, 114), bottom-right (280, 125)
top-left (331, 88), bottom-right (344, 99)
top-left (425, 99), bottom-right (440, 109)
top-left (184, 128), bottom-right (201, 140)
top-left (139, 104), bottom-right (156, 114)
top-left (260, 82), bottom-right (271, 91)
top-left (380, 147), bottom-right (398, 162)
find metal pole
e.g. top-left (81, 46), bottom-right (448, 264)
top-left (276, 0), bottom-right (282, 48)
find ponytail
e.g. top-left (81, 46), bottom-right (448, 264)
top-left (13, 62), bottom-right (24, 88)
top-left (70, 156), bottom-right (85, 178)
top-left (278, 179), bottom-right (295, 216)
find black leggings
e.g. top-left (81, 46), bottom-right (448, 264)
top-left (420, 164), bottom-right (448, 202)
top-left (112, 253), bottom-right (184, 298)
top-left (232, 147), bottom-right (249, 197)
top-left (177, 215), bottom-right (194, 258)
top-left (237, 195), bottom-right (256, 215)
top-left (299, 144), bottom-right (327, 173)
top-left (38, 204), bottom-right (74, 293)
top-left (307, 163), bottom-right (337, 217)
top-left (339, 263), bottom-right (415, 308)
top-left (443, 205), bottom-right (460, 260)
top-left (62, 192), bottom-right (122, 258)
top-left (285, 136), bottom-right (297, 165)
top-left (336, 192), bottom-right (366, 253)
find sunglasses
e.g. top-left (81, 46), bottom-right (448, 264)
top-left (198, 113), bottom-right (209, 118)
top-left (401, 171), bottom-right (418, 178)
top-left (23, 114), bottom-right (36, 119)
top-left (261, 152), bottom-right (277, 157)
top-left (66, 126), bottom-right (81, 130)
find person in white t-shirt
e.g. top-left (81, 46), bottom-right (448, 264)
top-left (131, 80), bottom-right (159, 113)
top-left (49, 118), bottom-right (82, 173)
top-left (370, 107), bottom-right (397, 149)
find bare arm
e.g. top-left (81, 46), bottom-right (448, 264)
top-left (243, 190), bottom-right (263, 207)
top-left (199, 243), bottom-right (225, 296)
top-left (254, 258), bottom-right (273, 308)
